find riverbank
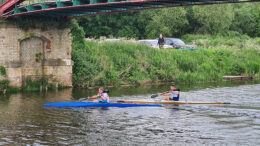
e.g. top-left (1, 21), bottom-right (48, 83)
top-left (1, 21), bottom-right (259, 94)
top-left (72, 30), bottom-right (260, 87)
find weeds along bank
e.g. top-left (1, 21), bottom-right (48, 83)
top-left (72, 39), bottom-right (260, 87)
top-left (181, 32), bottom-right (260, 50)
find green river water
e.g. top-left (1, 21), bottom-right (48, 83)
top-left (0, 81), bottom-right (259, 145)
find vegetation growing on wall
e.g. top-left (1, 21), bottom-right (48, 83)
top-left (0, 80), bottom-right (9, 94)
top-left (0, 66), bottom-right (7, 94)
top-left (0, 66), bottom-right (60, 94)
top-left (21, 77), bottom-right (57, 92)
top-left (0, 66), bottom-right (6, 77)
top-left (0, 66), bottom-right (19, 94)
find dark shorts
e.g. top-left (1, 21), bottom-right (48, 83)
top-left (170, 96), bottom-right (179, 101)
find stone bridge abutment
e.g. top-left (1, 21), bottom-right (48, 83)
top-left (0, 20), bottom-right (73, 87)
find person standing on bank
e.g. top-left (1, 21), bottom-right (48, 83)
top-left (158, 34), bottom-right (165, 49)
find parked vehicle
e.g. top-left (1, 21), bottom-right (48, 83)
top-left (138, 40), bottom-right (173, 49)
top-left (138, 40), bottom-right (157, 47)
top-left (163, 38), bottom-right (195, 49)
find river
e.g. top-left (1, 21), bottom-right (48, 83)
top-left (0, 81), bottom-right (259, 145)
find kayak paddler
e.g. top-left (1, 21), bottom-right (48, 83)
top-left (88, 87), bottom-right (110, 103)
top-left (163, 84), bottom-right (180, 101)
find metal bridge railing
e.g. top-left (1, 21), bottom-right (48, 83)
top-left (1, 0), bottom-right (6, 5)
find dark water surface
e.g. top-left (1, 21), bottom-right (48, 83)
top-left (0, 81), bottom-right (259, 145)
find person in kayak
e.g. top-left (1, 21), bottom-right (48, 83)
top-left (163, 84), bottom-right (180, 101)
top-left (88, 87), bottom-right (109, 103)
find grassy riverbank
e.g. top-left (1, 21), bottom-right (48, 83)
top-left (72, 27), bottom-right (260, 87)
top-left (181, 32), bottom-right (260, 50)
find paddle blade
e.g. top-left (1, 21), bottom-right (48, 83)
top-left (223, 102), bottom-right (231, 104)
top-left (151, 94), bottom-right (159, 98)
top-left (78, 98), bottom-right (87, 102)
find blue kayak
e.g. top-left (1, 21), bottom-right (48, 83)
top-left (44, 102), bottom-right (162, 108)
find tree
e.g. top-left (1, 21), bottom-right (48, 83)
top-left (231, 3), bottom-right (258, 37)
top-left (253, 4), bottom-right (260, 37)
top-left (78, 12), bottom-right (146, 39)
top-left (143, 7), bottom-right (189, 38)
top-left (192, 4), bottom-right (234, 34)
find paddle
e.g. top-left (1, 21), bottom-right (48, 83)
top-left (151, 89), bottom-right (180, 98)
top-left (151, 91), bottom-right (169, 98)
top-left (78, 96), bottom-right (97, 101)
top-left (77, 97), bottom-right (88, 102)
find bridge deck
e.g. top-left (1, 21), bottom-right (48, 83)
top-left (1, 0), bottom-right (260, 19)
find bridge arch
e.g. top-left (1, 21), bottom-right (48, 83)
top-left (19, 36), bottom-right (46, 79)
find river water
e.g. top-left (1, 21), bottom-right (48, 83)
top-left (0, 81), bottom-right (259, 145)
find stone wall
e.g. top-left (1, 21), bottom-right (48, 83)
top-left (0, 20), bottom-right (73, 87)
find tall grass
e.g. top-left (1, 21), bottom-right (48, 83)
top-left (181, 32), bottom-right (260, 50)
top-left (21, 77), bottom-right (57, 92)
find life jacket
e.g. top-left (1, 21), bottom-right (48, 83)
top-left (171, 89), bottom-right (180, 101)
top-left (99, 93), bottom-right (109, 103)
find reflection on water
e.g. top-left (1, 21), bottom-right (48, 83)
top-left (0, 81), bottom-right (260, 145)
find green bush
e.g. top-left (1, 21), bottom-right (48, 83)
top-left (230, 62), bottom-right (246, 75)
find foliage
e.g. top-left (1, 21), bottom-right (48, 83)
top-left (71, 19), bottom-right (260, 87)
top-left (35, 53), bottom-right (43, 63)
top-left (0, 66), bottom-right (19, 94)
top-left (253, 6), bottom-right (260, 36)
top-left (71, 20), bottom-right (100, 87)
top-left (78, 12), bottom-right (146, 39)
top-left (0, 80), bottom-right (9, 93)
top-left (77, 3), bottom-right (260, 38)
top-left (143, 7), bottom-right (189, 38)
top-left (71, 39), bottom-right (260, 87)
top-left (21, 77), bottom-right (56, 91)
top-left (0, 66), bottom-right (7, 77)
top-left (191, 5), bottom-right (234, 34)
top-left (231, 3), bottom-right (258, 37)
top-left (181, 33), bottom-right (259, 50)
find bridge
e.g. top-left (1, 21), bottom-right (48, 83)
top-left (1, 0), bottom-right (259, 19)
